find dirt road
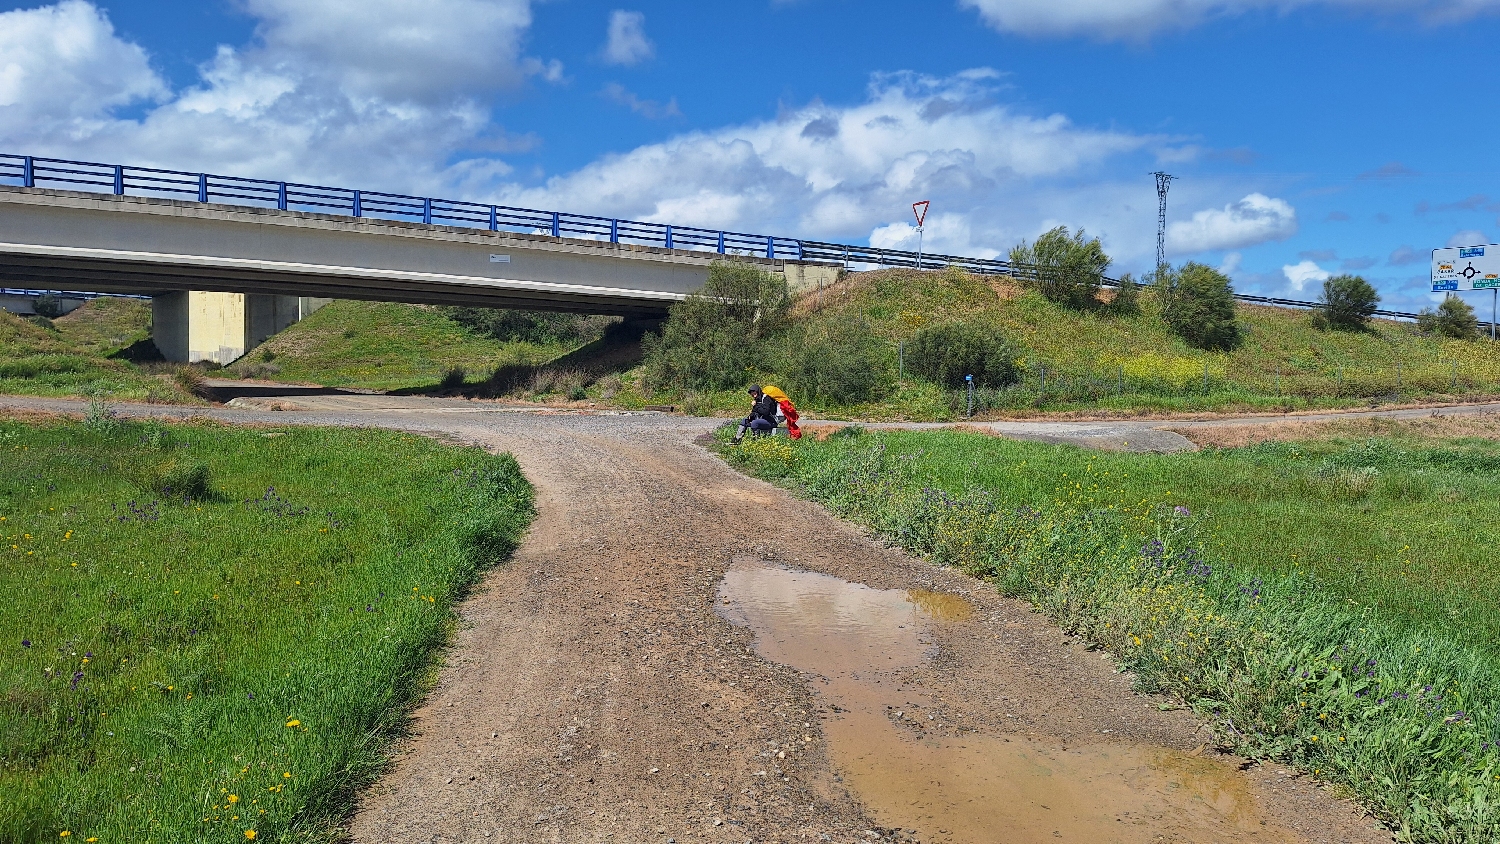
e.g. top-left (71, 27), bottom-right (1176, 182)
top-left (0, 397), bottom-right (1396, 842)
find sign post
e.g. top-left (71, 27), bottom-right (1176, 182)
top-left (1430, 243), bottom-right (1500, 340)
top-left (912, 200), bottom-right (929, 271)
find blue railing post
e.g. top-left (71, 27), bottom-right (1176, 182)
top-left (665, 225), bottom-right (673, 250)
top-left (112, 165), bottom-right (124, 195)
top-left (277, 182), bottom-right (287, 211)
top-left (22, 156), bottom-right (33, 188)
top-left (796, 240), bottom-right (804, 260)
top-left (550, 212), bottom-right (560, 238)
top-left (488, 206), bottom-right (498, 231)
top-left (197, 173), bottom-right (208, 203)
top-left (353, 190), bottom-right (363, 218)
top-left (717, 231), bottom-right (725, 254)
top-left (422, 198), bottom-right (432, 225)
top-left (765, 236), bottom-right (774, 259)
top-left (610, 219), bottom-right (618, 243)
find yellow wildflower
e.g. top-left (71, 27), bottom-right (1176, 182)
top-left (285, 719), bottom-right (300, 728)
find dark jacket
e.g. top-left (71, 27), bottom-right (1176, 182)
top-left (746, 393), bottom-right (779, 425)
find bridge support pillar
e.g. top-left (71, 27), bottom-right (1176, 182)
top-left (152, 291), bottom-right (330, 364)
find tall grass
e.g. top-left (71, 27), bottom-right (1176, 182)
top-left (0, 418), bottom-right (533, 842)
top-left (719, 429), bottom-right (1500, 842)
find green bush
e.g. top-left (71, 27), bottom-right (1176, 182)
top-left (642, 261), bottom-right (790, 391)
top-left (905, 321), bottom-right (1019, 388)
top-left (1108, 273), bottom-right (1141, 315)
top-left (1418, 294), bottom-right (1481, 340)
top-left (1159, 262), bottom-right (1241, 350)
top-left (1313, 274), bottom-right (1380, 331)
top-left (777, 318), bottom-right (893, 404)
top-left (31, 293), bottom-right (68, 319)
top-left (1009, 226), bottom-right (1110, 310)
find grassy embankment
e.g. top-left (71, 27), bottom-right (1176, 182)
top-left (227, 301), bottom-right (584, 392)
top-left (0, 415), bottom-right (533, 842)
top-left (611, 269), bottom-right (1500, 420)
top-left (719, 422), bottom-right (1500, 842)
top-left (0, 301), bottom-right (197, 403)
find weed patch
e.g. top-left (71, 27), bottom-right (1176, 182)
top-left (718, 428), bottom-right (1500, 842)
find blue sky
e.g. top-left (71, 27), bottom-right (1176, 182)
top-left (1, 0), bottom-right (1497, 312)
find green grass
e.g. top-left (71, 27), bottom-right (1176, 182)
top-left (51, 299), bottom-right (153, 358)
top-left (0, 416), bottom-right (533, 842)
top-left (0, 310), bottom-right (194, 404)
top-left (617, 268), bottom-right (1500, 420)
top-left (232, 301), bottom-right (578, 391)
top-left (717, 427), bottom-right (1500, 842)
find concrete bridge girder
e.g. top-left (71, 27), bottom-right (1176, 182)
top-left (0, 186), bottom-right (840, 363)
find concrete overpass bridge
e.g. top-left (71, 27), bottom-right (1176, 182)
top-left (0, 155), bottom-right (852, 362)
top-left (0, 153), bottom-right (1419, 363)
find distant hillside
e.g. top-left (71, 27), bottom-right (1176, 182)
top-left (610, 267), bottom-right (1500, 420)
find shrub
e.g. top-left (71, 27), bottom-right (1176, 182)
top-left (1009, 226), bottom-right (1110, 310)
top-left (777, 318), bottom-right (892, 404)
top-left (442, 307), bottom-right (617, 345)
top-left (172, 366), bottom-right (210, 398)
top-left (905, 321), bottom-right (1019, 388)
top-left (440, 367), bottom-right (467, 390)
top-left (1159, 262), bottom-right (1241, 350)
top-left (1313, 274), bottom-right (1380, 331)
top-left (31, 293), bottom-right (68, 319)
top-left (1108, 273), bottom-right (1141, 315)
top-left (642, 261), bottom-right (790, 391)
top-left (1417, 294), bottom-right (1481, 340)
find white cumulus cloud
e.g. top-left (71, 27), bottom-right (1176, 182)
top-left (499, 69), bottom-right (1162, 260)
top-left (1166, 193), bottom-right (1297, 254)
top-left (0, 0), bottom-right (552, 195)
top-left (0, 0), bottom-right (166, 145)
top-left (959, 0), bottom-right (1500, 40)
top-left (602, 10), bottom-right (654, 66)
top-left (1282, 259), bottom-right (1331, 292)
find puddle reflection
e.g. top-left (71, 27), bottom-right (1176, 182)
top-left (718, 560), bottom-right (1301, 844)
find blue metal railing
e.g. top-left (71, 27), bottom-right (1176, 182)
top-left (0, 153), bottom-right (805, 261)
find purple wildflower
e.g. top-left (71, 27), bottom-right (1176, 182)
top-left (21, 639), bottom-right (30, 648)
top-left (1173, 505), bottom-right (1191, 517)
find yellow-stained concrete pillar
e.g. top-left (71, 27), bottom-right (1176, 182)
top-left (152, 292), bottom-right (330, 364)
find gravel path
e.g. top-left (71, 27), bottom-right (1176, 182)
top-left (1, 395), bottom-right (1399, 842)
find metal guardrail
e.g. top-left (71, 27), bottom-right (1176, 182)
top-left (0, 152), bottom-right (1420, 319)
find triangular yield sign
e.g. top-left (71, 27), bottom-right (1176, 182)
top-left (912, 200), bottom-right (929, 228)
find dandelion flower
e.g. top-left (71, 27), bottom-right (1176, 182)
top-left (245, 831), bottom-right (257, 840)
top-left (283, 772), bottom-right (291, 778)
top-left (59, 833), bottom-right (70, 839)
top-left (228, 795), bottom-right (239, 804)
top-left (285, 719), bottom-right (300, 728)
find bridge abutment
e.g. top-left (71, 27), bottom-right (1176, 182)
top-left (152, 291), bottom-right (329, 364)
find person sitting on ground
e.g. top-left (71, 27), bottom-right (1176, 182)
top-left (732, 385), bottom-right (781, 444)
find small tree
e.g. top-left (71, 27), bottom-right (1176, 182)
top-left (1314, 274), bottom-right (1380, 331)
top-left (31, 293), bottom-right (67, 319)
top-left (906, 321), bottom-right (1019, 388)
top-left (1158, 262), bottom-right (1240, 351)
top-left (641, 261), bottom-right (790, 391)
top-left (1009, 226), bottom-right (1110, 310)
top-left (1108, 273), bottom-right (1141, 315)
top-left (1417, 294), bottom-right (1481, 340)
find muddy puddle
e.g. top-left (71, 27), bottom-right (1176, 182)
top-left (717, 560), bottom-right (1301, 844)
